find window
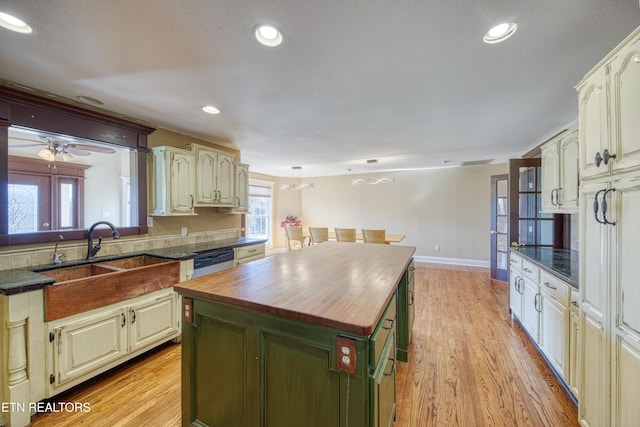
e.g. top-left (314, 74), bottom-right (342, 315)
top-left (247, 180), bottom-right (274, 246)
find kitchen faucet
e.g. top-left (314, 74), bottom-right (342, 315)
top-left (86, 221), bottom-right (120, 260)
top-left (53, 234), bottom-right (65, 265)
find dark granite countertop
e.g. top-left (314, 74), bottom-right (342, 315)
top-left (0, 237), bottom-right (267, 296)
top-left (512, 247), bottom-right (579, 289)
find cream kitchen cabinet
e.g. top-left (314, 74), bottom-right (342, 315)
top-left (521, 275), bottom-right (540, 342)
top-left (509, 251), bottom-right (524, 321)
top-left (538, 271), bottom-right (570, 382)
top-left (234, 242), bottom-right (265, 266)
top-left (576, 25), bottom-right (640, 427)
top-left (46, 289), bottom-right (179, 396)
top-left (577, 27), bottom-right (640, 180)
top-left (541, 127), bottom-right (579, 213)
top-left (234, 162), bottom-right (249, 212)
top-left (568, 290), bottom-right (581, 400)
top-left (189, 144), bottom-right (235, 207)
top-left (150, 146), bottom-right (196, 216)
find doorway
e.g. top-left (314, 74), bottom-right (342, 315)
top-left (490, 174), bottom-right (509, 281)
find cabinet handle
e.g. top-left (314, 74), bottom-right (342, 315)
top-left (190, 195), bottom-right (194, 209)
top-left (602, 188), bottom-right (617, 226)
top-left (524, 267), bottom-right (532, 273)
top-left (543, 281), bottom-right (557, 290)
top-left (382, 318), bottom-right (395, 330)
top-left (534, 293), bottom-right (542, 313)
top-left (248, 249), bottom-right (257, 253)
top-left (383, 358), bottom-right (396, 376)
top-left (550, 189), bottom-right (557, 206)
top-left (518, 278), bottom-right (524, 295)
top-left (593, 189), bottom-right (607, 224)
top-left (571, 300), bottom-right (579, 308)
top-left (408, 290), bottom-right (414, 305)
top-left (595, 151), bottom-right (603, 168)
top-left (131, 309), bottom-right (136, 324)
top-left (121, 312), bottom-right (126, 327)
top-left (602, 149), bottom-right (616, 165)
top-left (556, 187), bottom-right (562, 206)
top-left (514, 275), bottom-right (520, 292)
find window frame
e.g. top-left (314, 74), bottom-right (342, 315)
top-left (246, 179), bottom-right (274, 247)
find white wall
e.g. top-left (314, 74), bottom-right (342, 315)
top-left (299, 163), bottom-right (508, 264)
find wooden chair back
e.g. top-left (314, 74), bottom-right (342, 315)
top-left (309, 227), bottom-right (329, 244)
top-left (362, 229), bottom-right (386, 244)
top-left (335, 228), bottom-right (356, 243)
top-left (284, 226), bottom-right (307, 251)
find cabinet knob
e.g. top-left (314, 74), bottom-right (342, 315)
top-left (595, 151), bottom-right (603, 167)
top-left (602, 149), bottom-right (616, 165)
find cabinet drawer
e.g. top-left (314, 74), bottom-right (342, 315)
top-left (522, 259), bottom-right (539, 282)
top-left (539, 270), bottom-right (570, 305)
top-left (509, 252), bottom-right (523, 271)
top-left (370, 294), bottom-right (397, 366)
top-left (235, 244), bottom-right (265, 260)
top-left (234, 254), bottom-right (264, 266)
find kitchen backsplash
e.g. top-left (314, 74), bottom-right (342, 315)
top-left (0, 228), bottom-right (241, 271)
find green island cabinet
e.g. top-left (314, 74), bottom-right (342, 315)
top-left (396, 259), bottom-right (415, 362)
top-left (175, 242), bottom-right (415, 427)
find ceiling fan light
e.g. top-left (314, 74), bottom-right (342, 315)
top-left (38, 148), bottom-right (56, 161)
top-left (61, 152), bottom-right (74, 161)
top-left (202, 105), bottom-right (220, 114)
top-left (0, 11), bottom-right (33, 34)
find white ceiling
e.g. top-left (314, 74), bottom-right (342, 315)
top-left (1, 1), bottom-right (639, 177)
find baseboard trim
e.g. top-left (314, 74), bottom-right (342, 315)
top-left (412, 256), bottom-right (490, 268)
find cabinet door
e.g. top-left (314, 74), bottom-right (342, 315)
top-left (611, 177), bottom-right (640, 427)
top-left (509, 271), bottom-right (523, 320)
top-left (540, 142), bottom-right (560, 212)
top-left (195, 148), bottom-right (217, 205)
top-left (129, 293), bottom-right (178, 353)
top-left (569, 307), bottom-right (581, 399)
top-left (216, 153), bottom-right (235, 206)
top-left (609, 33), bottom-right (640, 174)
top-left (558, 130), bottom-right (579, 210)
top-left (372, 333), bottom-right (396, 427)
top-left (521, 277), bottom-right (540, 342)
top-left (539, 292), bottom-right (569, 381)
top-left (234, 163), bottom-right (249, 212)
top-left (53, 308), bottom-right (127, 385)
top-left (169, 151), bottom-right (195, 214)
top-left (578, 66), bottom-right (610, 179)
top-left (580, 311), bottom-right (609, 427)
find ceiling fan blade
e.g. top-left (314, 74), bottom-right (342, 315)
top-left (68, 143), bottom-right (116, 154)
top-left (9, 143), bottom-right (46, 148)
top-left (64, 147), bottom-right (91, 156)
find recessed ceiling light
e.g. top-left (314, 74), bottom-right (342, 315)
top-left (0, 11), bottom-right (33, 34)
top-left (202, 105), bottom-right (220, 114)
top-left (483, 22), bottom-right (517, 44)
top-left (254, 24), bottom-right (283, 47)
top-left (76, 95), bottom-right (104, 106)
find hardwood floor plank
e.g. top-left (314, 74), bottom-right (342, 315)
top-left (30, 262), bottom-right (578, 426)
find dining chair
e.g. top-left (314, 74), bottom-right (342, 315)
top-left (309, 227), bottom-right (329, 244)
top-left (335, 228), bottom-right (356, 243)
top-left (362, 229), bottom-right (386, 244)
top-left (284, 226), bottom-right (308, 251)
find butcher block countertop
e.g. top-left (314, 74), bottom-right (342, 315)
top-left (174, 242), bottom-right (415, 336)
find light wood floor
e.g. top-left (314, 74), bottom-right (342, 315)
top-left (30, 262), bottom-right (578, 426)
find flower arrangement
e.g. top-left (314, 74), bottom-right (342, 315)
top-left (280, 215), bottom-right (302, 228)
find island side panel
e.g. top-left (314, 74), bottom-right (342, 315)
top-left (182, 298), bottom-right (369, 427)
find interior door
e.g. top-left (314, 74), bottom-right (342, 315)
top-left (490, 174), bottom-right (509, 281)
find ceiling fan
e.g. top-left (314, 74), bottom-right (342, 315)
top-left (9, 134), bottom-right (116, 162)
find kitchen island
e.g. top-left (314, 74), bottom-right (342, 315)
top-left (175, 242), bottom-right (415, 427)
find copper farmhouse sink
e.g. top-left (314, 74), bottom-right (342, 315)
top-left (40, 255), bottom-right (180, 321)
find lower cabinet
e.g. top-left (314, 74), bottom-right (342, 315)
top-left (397, 259), bottom-right (414, 362)
top-left (181, 291), bottom-right (401, 427)
top-left (46, 290), bottom-right (179, 396)
top-left (568, 292), bottom-right (581, 400)
top-left (521, 276), bottom-right (540, 340)
top-left (234, 243), bottom-right (266, 266)
top-left (539, 292), bottom-right (569, 380)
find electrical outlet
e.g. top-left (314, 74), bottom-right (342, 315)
top-left (181, 227), bottom-right (187, 236)
top-left (336, 336), bottom-right (357, 374)
top-left (434, 245), bottom-right (440, 251)
top-left (147, 216), bottom-right (154, 227)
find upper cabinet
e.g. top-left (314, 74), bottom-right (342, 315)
top-left (150, 146), bottom-right (196, 216)
top-left (189, 145), bottom-right (235, 208)
top-left (234, 163), bottom-right (250, 212)
top-left (577, 29), bottom-right (640, 180)
top-left (541, 127), bottom-right (579, 213)
top-left (150, 144), bottom-right (249, 216)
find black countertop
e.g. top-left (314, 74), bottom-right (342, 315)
top-left (0, 237), bottom-right (267, 296)
top-left (512, 247), bottom-right (579, 289)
